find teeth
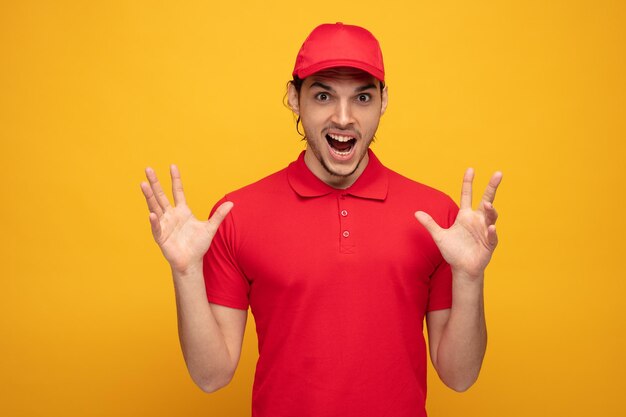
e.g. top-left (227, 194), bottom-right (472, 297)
top-left (328, 134), bottom-right (354, 142)
top-left (331, 148), bottom-right (352, 156)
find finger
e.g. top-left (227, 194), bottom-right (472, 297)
top-left (415, 211), bottom-right (443, 240)
top-left (481, 171), bottom-right (503, 205)
top-left (140, 181), bottom-right (164, 217)
top-left (483, 201), bottom-right (499, 225)
top-left (148, 212), bottom-right (162, 241)
top-left (487, 224), bottom-right (498, 248)
top-left (460, 168), bottom-right (474, 209)
top-left (170, 164), bottom-right (187, 206)
top-left (206, 201), bottom-right (234, 237)
top-left (145, 167), bottom-right (171, 211)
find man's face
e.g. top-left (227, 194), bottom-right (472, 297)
top-left (288, 67), bottom-right (388, 189)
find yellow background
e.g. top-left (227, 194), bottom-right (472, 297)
top-left (2, 1), bottom-right (624, 416)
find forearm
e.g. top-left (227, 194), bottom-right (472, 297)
top-left (434, 271), bottom-right (487, 392)
top-left (172, 265), bottom-right (234, 392)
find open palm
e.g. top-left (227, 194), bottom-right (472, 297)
top-left (416, 168), bottom-right (502, 279)
top-left (140, 165), bottom-right (232, 274)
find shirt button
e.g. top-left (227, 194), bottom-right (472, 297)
top-left (341, 210), bottom-right (348, 217)
top-left (342, 230), bottom-right (350, 238)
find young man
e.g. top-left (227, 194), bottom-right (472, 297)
top-left (141, 23), bottom-right (502, 417)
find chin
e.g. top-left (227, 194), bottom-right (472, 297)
top-left (322, 153), bottom-right (365, 178)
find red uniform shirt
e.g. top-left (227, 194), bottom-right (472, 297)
top-left (204, 150), bottom-right (458, 417)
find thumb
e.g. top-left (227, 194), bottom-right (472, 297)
top-left (415, 211), bottom-right (442, 238)
top-left (206, 201), bottom-right (234, 236)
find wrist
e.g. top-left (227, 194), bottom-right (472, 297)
top-left (451, 269), bottom-right (484, 303)
top-left (171, 263), bottom-right (209, 305)
top-left (451, 268), bottom-right (485, 284)
top-left (171, 262), bottom-right (204, 280)
top-left (452, 269), bottom-right (484, 296)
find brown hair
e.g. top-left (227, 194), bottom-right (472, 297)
top-left (285, 77), bottom-right (305, 137)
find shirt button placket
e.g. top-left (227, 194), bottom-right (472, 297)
top-left (338, 194), bottom-right (354, 253)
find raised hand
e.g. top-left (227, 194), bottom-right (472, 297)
top-left (415, 168), bottom-right (502, 280)
top-left (140, 165), bottom-right (233, 274)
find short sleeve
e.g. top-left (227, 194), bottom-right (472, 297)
top-left (203, 197), bottom-right (250, 310)
top-left (425, 197), bottom-right (459, 312)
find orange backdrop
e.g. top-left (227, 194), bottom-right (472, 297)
top-left (2, 1), bottom-right (624, 416)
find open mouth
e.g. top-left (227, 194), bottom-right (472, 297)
top-left (326, 133), bottom-right (356, 156)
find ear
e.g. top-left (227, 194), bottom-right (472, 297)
top-left (288, 82), bottom-right (300, 115)
top-left (380, 85), bottom-right (388, 115)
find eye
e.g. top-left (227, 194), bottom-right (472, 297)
top-left (357, 94), bottom-right (371, 103)
top-left (315, 92), bottom-right (330, 101)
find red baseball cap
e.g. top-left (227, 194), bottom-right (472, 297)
top-left (292, 22), bottom-right (385, 82)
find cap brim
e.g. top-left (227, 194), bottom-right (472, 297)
top-left (294, 59), bottom-right (384, 82)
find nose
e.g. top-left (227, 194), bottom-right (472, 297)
top-left (331, 98), bottom-right (355, 127)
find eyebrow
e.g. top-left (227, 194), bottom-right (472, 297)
top-left (310, 81), bottom-right (335, 92)
top-left (355, 84), bottom-right (377, 93)
top-left (309, 81), bottom-right (378, 93)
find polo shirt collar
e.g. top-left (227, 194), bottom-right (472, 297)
top-left (287, 149), bottom-right (388, 201)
